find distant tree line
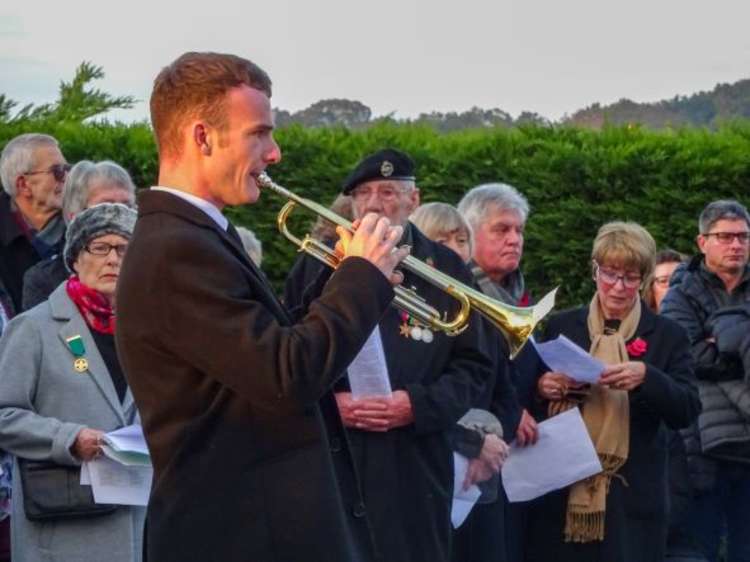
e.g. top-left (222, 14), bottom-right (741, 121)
top-left (3, 61), bottom-right (749, 133)
top-left (273, 80), bottom-right (750, 132)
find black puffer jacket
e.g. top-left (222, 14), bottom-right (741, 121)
top-left (708, 303), bottom-right (750, 380)
top-left (661, 256), bottom-right (750, 488)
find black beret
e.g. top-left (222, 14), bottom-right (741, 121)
top-left (342, 148), bottom-right (416, 194)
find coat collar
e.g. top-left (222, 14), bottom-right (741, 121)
top-left (137, 189), bottom-right (260, 273)
top-left (571, 298), bottom-right (658, 340)
top-left (49, 284), bottom-right (135, 422)
top-left (136, 189), bottom-right (291, 323)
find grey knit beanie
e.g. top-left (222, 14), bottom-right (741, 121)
top-left (64, 203), bottom-right (137, 272)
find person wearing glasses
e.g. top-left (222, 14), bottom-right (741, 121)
top-left (0, 133), bottom-right (69, 315)
top-left (21, 160), bottom-right (136, 311)
top-left (0, 203), bottom-right (144, 562)
top-left (284, 149), bottom-right (494, 562)
top-left (525, 221), bottom-right (699, 562)
top-left (643, 249), bottom-right (687, 313)
top-left (661, 200), bottom-right (750, 562)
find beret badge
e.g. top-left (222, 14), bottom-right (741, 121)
top-left (380, 160), bottom-right (394, 177)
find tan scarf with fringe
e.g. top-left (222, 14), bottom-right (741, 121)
top-left (549, 295), bottom-right (638, 543)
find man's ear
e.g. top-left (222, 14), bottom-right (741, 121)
top-left (696, 234), bottom-right (707, 255)
top-left (193, 123), bottom-right (212, 156)
top-left (15, 174), bottom-right (30, 198)
top-left (409, 187), bottom-right (421, 212)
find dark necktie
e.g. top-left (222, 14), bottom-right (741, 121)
top-left (226, 223), bottom-right (243, 246)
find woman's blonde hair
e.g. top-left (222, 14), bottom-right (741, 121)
top-left (410, 202), bottom-right (473, 253)
top-left (591, 221), bottom-right (656, 280)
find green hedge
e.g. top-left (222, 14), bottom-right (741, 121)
top-left (3, 120), bottom-right (750, 308)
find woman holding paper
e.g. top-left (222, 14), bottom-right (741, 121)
top-left (525, 222), bottom-right (700, 562)
top-left (0, 203), bottom-right (144, 562)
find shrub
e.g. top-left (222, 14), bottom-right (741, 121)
top-left (3, 120), bottom-right (749, 308)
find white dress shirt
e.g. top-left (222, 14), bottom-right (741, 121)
top-left (151, 186), bottom-right (228, 231)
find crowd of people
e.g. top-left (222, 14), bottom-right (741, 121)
top-left (0, 51), bottom-right (748, 562)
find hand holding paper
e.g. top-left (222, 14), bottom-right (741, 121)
top-left (532, 335), bottom-right (605, 384)
top-left (501, 408), bottom-right (602, 502)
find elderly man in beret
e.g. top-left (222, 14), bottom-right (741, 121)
top-left (285, 148), bottom-right (495, 562)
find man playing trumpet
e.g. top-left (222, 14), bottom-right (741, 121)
top-left (115, 52), bottom-right (409, 562)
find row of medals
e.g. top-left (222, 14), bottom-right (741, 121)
top-left (399, 312), bottom-right (434, 343)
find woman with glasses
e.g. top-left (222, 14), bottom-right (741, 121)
top-left (0, 203), bottom-right (144, 562)
top-left (643, 249), bottom-right (687, 313)
top-left (525, 221), bottom-right (700, 562)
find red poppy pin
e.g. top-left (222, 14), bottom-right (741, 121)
top-left (626, 337), bottom-right (648, 358)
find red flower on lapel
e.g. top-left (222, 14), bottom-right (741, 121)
top-left (626, 337), bottom-right (648, 358)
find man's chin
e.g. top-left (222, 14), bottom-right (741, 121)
top-left (723, 259), bottom-right (748, 273)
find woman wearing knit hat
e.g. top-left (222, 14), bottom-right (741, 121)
top-left (0, 203), bottom-right (144, 562)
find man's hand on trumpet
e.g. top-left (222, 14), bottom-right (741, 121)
top-left (335, 213), bottom-right (410, 285)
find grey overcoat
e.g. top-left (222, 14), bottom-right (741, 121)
top-left (0, 283), bottom-right (144, 562)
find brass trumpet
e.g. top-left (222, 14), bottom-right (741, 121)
top-left (258, 172), bottom-right (556, 358)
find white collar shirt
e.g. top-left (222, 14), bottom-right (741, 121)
top-left (151, 186), bottom-right (228, 231)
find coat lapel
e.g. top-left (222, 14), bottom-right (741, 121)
top-left (138, 190), bottom-right (292, 325)
top-left (217, 221), bottom-right (292, 324)
top-left (50, 287), bottom-right (127, 424)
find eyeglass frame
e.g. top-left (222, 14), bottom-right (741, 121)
top-left (701, 231), bottom-right (750, 245)
top-left (592, 260), bottom-right (643, 289)
top-left (23, 163), bottom-right (72, 182)
top-left (84, 241), bottom-right (129, 258)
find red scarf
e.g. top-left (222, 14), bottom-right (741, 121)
top-left (65, 276), bottom-right (116, 335)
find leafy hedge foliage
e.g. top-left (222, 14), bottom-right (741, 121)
top-left (3, 120), bottom-right (750, 308)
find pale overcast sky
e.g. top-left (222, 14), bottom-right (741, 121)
top-left (2, 0), bottom-right (749, 123)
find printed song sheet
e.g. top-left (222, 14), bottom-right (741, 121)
top-left (532, 334), bottom-right (605, 384)
top-left (102, 424), bottom-right (151, 467)
top-left (80, 425), bottom-right (153, 505)
top-left (451, 453), bottom-right (482, 528)
top-left (347, 326), bottom-right (393, 399)
top-left (502, 408), bottom-right (602, 502)
top-left (86, 456), bottom-right (152, 506)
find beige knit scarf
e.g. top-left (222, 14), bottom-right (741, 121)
top-left (550, 295), bottom-right (639, 542)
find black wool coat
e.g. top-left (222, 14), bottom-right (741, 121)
top-left (284, 224), bottom-right (496, 562)
top-left (116, 190), bottom-right (394, 562)
top-left (524, 304), bottom-right (701, 562)
top-left (0, 192), bottom-right (42, 313)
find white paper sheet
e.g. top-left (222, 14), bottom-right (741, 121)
top-left (347, 326), bottom-right (393, 399)
top-left (451, 453), bottom-right (482, 528)
top-left (104, 425), bottom-right (150, 455)
top-left (80, 461), bottom-right (91, 485)
top-left (501, 408), bottom-right (602, 502)
top-left (86, 456), bottom-right (152, 506)
top-left (532, 334), bottom-right (605, 384)
top-left (101, 424), bottom-right (151, 466)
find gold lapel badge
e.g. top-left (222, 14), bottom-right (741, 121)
top-left (74, 357), bottom-right (89, 373)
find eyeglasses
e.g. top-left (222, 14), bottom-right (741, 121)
top-left (702, 231), bottom-right (750, 245)
top-left (24, 163), bottom-right (72, 182)
top-left (350, 185), bottom-right (408, 202)
top-left (593, 261), bottom-right (642, 289)
top-left (85, 242), bottom-right (129, 258)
